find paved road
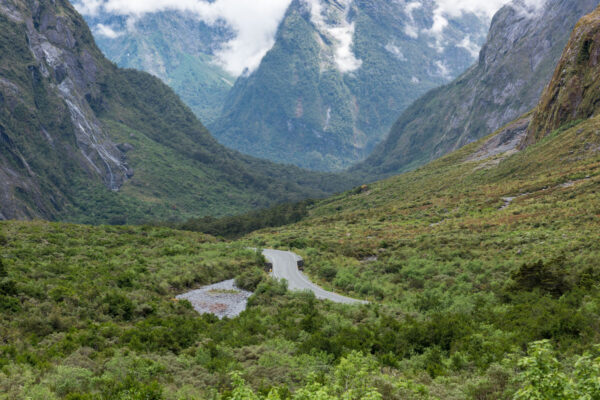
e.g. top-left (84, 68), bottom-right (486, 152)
top-left (262, 249), bottom-right (367, 305)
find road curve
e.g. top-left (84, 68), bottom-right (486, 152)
top-left (262, 249), bottom-right (368, 305)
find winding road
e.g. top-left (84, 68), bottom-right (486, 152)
top-left (262, 249), bottom-right (367, 305)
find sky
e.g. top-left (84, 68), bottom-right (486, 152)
top-left (75, 0), bottom-right (545, 76)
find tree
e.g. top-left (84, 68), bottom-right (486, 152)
top-left (514, 341), bottom-right (600, 400)
top-left (514, 340), bottom-right (569, 400)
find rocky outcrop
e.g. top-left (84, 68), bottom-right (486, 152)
top-left (353, 0), bottom-right (599, 180)
top-left (524, 5), bottom-right (600, 145)
top-left (0, 0), bottom-right (124, 219)
top-left (10, 0), bottom-right (130, 190)
top-left (466, 116), bottom-right (531, 163)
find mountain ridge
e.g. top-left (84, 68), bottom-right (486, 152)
top-left (352, 0), bottom-right (600, 180)
top-left (525, 4), bottom-right (600, 145)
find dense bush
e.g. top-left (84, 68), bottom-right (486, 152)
top-left (235, 267), bottom-right (267, 291)
top-left (177, 200), bottom-right (314, 239)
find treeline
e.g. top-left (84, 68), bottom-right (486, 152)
top-left (175, 199), bottom-right (314, 239)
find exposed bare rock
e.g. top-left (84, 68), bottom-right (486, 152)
top-left (21, 0), bottom-right (129, 190)
top-left (524, 5), bottom-right (600, 146)
top-left (467, 116), bottom-right (531, 162)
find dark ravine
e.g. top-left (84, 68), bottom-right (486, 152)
top-left (352, 0), bottom-right (600, 180)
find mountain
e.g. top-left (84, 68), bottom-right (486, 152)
top-left (3, 6), bottom-right (600, 398)
top-left (0, 0), bottom-right (356, 224)
top-left (81, 11), bottom-right (235, 126)
top-left (353, 0), bottom-right (600, 179)
top-left (211, 0), bottom-right (491, 171)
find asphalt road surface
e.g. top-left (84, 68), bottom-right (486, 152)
top-left (262, 249), bottom-right (367, 305)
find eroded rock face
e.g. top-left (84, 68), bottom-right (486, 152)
top-left (0, 0), bottom-right (131, 219)
top-left (23, 0), bottom-right (129, 190)
top-left (524, 5), bottom-right (600, 145)
top-left (0, 0), bottom-right (359, 223)
top-left (0, 0), bottom-right (133, 219)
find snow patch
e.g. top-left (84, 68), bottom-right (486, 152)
top-left (94, 23), bottom-right (123, 38)
top-left (385, 42), bottom-right (407, 61)
top-left (303, 0), bottom-right (362, 73)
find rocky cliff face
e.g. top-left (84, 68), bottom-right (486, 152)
top-left (211, 0), bottom-right (490, 171)
top-left (353, 0), bottom-right (599, 180)
top-left (4, 0), bottom-right (131, 190)
top-left (0, 0), bottom-right (130, 219)
top-left (524, 5), bottom-right (600, 145)
top-left (0, 0), bottom-right (356, 223)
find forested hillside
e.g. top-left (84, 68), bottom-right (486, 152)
top-left (82, 0), bottom-right (492, 172)
top-left (82, 10), bottom-right (235, 126)
top-left (0, 0), bottom-right (357, 224)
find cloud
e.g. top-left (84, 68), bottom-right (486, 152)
top-left (303, 0), bottom-right (362, 73)
top-left (432, 0), bottom-right (510, 19)
top-left (403, 1), bottom-right (422, 39)
top-left (435, 60), bottom-right (451, 79)
top-left (94, 23), bottom-right (123, 39)
top-left (419, 0), bottom-right (547, 54)
top-left (457, 35), bottom-right (480, 58)
top-left (385, 43), bottom-right (407, 61)
top-left (510, 0), bottom-right (548, 18)
top-left (74, 0), bottom-right (293, 76)
top-left (428, 0), bottom-right (547, 29)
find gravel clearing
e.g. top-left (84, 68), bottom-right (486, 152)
top-left (176, 279), bottom-right (252, 319)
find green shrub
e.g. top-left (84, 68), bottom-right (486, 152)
top-left (235, 267), bottom-right (266, 291)
top-left (510, 259), bottom-right (569, 297)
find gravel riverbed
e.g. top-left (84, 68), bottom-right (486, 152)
top-left (176, 279), bottom-right (252, 319)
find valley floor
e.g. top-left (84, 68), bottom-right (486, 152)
top-left (2, 116), bottom-right (600, 399)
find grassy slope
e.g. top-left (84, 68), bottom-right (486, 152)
top-left (253, 116), bottom-right (600, 305)
top-left (244, 116), bottom-right (600, 393)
